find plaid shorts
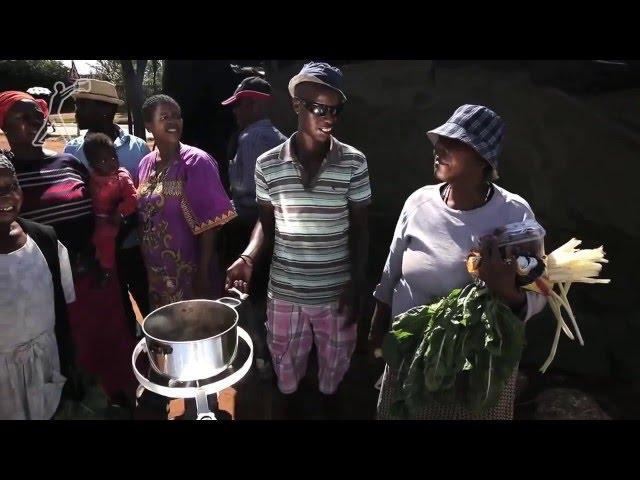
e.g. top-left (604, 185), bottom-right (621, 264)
top-left (266, 298), bottom-right (357, 395)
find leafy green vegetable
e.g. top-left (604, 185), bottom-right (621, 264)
top-left (382, 285), bottom-right (526, 417)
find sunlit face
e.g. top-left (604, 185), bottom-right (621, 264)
top-left (293, 83), bottom-right (343, 144)
top-left (2, 99), bottom-right (46, 147)
top-left (0, 168), bottom-right (22, 224)
top-left (145, 101), bottom-right (183, 145)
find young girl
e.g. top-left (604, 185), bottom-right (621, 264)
top-left (0, 154), bottom-right (76, 420)
top-left (83, 132), bottom-right (138, 284)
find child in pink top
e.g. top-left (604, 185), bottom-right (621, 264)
top-left (83, 133), bottom-right (138, 284)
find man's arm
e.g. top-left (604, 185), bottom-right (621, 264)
top-left (338, 204), bottom-right (369, 324)
top-left (224, 203), bottom-right (275, 292)
top-left (342, 152), bottom-right (372, 323)
top-left (349, 204), bottom-right (369, 292)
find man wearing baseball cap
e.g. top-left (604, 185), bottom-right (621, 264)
top-left (64, 79), bottom-right (151, 335)
top-left (225, 62), bottom-right (372, 418)
top-left (221, 75), bottom-right (286, 379)
top-left (222, 76), bottom-right (287, 218)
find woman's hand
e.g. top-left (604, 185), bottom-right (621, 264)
top-left (368, 299), bottom-right (391, 358)
top-left (477, 235), bottom-right (526, 311)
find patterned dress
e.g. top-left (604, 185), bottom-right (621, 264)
top-left (137, 144), bottom-right (236, 310)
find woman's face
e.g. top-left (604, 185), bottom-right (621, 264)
top-left (0, 168), bottom-right (22, 225)
top-left (2, 99), bottom-right (46, 148)
top-left (433, 137), bottom-right (487, 183)
top-left (145, 102), bottom-right (183, 145)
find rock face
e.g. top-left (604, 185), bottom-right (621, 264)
top-left (534, 388), bottom-right (611, 420)
top-left (162, 60), bottom-right (639, 386)
top-left (263, 60), bottom-right (638, 383)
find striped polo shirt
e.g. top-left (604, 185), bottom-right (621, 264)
top-left (255, 134), bottom-right (372, 305)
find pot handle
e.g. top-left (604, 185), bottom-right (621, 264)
top-left (217, 287), bottom-right (249, 308)
top-left (216, 297), bottom-right (242, 308)
top-left (132, 338), bottom-right (150, 387)
top-left (229, 286), bottom-right (249, 301)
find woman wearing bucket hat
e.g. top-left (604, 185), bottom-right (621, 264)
top-left (369, 104), bottom-right (547, 420)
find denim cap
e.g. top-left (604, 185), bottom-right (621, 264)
top-left (288, 62), bottom-right (347, 102)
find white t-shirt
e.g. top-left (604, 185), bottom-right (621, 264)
top-left (374, 183), bottom-right (547, 320)
top-left (0, 236), bottom-right (75, 420)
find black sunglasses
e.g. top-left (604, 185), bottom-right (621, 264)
top-left (295, 97), bottom-right (344, 117)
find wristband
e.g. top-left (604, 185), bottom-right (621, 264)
top-left (240, 254), bottom-right (254, 267)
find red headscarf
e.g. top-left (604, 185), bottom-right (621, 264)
top-left (0, 91), bottom-right (49, 129)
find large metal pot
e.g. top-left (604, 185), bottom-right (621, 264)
top-left (141, 290), bottom-right (247, 382)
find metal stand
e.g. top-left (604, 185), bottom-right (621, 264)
top-left (132, 327), bottom-right (253, 420)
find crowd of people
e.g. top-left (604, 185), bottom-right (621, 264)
top-left (0, 61), bottom-right (545, 420)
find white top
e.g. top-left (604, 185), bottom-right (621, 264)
top-left (374, 183), bottom-right (547, 320)
top-left (0, 236), bottom-right (75, 420)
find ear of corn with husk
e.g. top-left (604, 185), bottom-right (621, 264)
top-left (523, 238), bottom-right (610, 373)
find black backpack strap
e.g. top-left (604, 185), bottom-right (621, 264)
top-left (17, 218), bottom-right (76, 378)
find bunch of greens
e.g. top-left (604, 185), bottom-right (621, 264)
top-left (382, 285), bottom-right (525, 417)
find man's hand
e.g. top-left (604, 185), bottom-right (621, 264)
top-left (225, 257), bottom-right (253, 293)
top-left (338, 280), bottom-right (360, 326)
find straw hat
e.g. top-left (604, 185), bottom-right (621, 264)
top-left (72, 79), bottom-right (124, 105)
